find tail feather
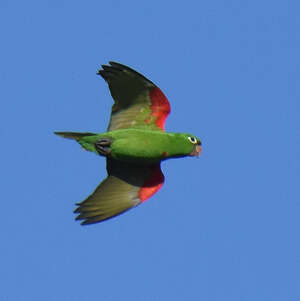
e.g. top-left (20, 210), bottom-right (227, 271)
top-left (54, 131), bottom-right (94, 141)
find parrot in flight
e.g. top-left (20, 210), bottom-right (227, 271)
top-left (55, 62), bottom-right (202, 225)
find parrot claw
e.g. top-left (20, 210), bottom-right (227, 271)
top-left (95, 138), bottom-right (113, 156)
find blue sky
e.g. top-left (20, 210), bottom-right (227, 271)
top-left (1, 0), bottom-right (299, 300)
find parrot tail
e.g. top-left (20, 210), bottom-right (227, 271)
top-left (54, 131), bottom-right (95, 141)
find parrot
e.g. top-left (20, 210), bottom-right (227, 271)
top-left (55, 62), bottom-right (202, 225)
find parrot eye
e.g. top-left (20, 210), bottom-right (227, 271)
top-left (188, 136), bottom-right (198, 144)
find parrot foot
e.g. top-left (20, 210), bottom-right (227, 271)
top-left (95, 138), bottom-right (113, 156)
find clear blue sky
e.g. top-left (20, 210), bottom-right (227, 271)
top-left (1, 0), bottom-right (299, 300)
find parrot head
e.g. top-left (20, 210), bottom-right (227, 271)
top-left (171, 133), bottom-right (202, 158)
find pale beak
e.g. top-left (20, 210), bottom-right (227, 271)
top-left (190, 144), bottom-right (202, 156)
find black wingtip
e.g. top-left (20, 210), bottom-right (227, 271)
top-left (96, 61), bottom-right (155, 87)
top-left (97, 63), bottom-right (116, 81)
top-left (80, 220), bottom-right (94, 226)
top-left (96, 63), bottom-right (107, 76)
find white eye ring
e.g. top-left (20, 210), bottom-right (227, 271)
top-left (188, 136), bottom-right (198, 144)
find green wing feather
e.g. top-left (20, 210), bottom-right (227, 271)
top-left (74, 158), bottom-right (164, 225)
top-left (98, 62), bottom-right (170, 132)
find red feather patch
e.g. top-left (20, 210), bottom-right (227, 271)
top-left (139, 165), bottom-right (164, 202)
top-left (149, 87), bottom-right (171, 130)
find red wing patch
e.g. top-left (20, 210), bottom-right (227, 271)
top-left (138, 165), bottom-right (165, 202)
top-left (149, 87), bottom-right (171, 131)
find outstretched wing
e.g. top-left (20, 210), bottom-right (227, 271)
top-left (98, 62), bottom-right (171, 132)
top-left (74, 159), bottom-right (164, 225)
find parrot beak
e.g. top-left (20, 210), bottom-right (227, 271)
top-left (190, 143), bottom-right (202, 156)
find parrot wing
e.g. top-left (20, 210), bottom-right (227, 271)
top-left (74, 158), bottom-right (164, 225)
top-left (98, 62), bottom-right (171, 132)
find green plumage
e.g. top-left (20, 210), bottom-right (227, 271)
top-left (55, 129), bottom-right (200, 164)
top-left (55, 62), bottom-right (201, 225)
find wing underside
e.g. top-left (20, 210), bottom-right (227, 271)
top-left (74, 159), bottom-right (164, 225)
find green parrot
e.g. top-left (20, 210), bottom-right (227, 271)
top-left (55, 62), bottom-right (201, 225)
